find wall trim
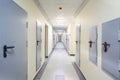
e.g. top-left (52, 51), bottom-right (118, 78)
top-left (62, 42), bottom-right (70, 55)
top-left (34, 0), bottom-right (51, 24)
top-left (33, 62), bottom-right (48, 80)
top-left (33, 42), bottom-right (63, 80)
top-left (33, 43), bottom-right (56, 80)
top-left (33, 46), bottom-right (56, 80)
top-left (72, 62), bottom-right (86, 80)
top-left (74, 0), bottom-right (89, 17)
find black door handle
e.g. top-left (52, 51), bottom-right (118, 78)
top-left (3, 45), bottom-right (15, 58)
top-left (89, 41), bottom-right (93, 48)
top-left (102, 42), bottom-right (110, 52)
top-left (37, 41), bottom-right (40, 46)
top-left (89, 40), bottom-right (95, 48)
top-left (76, 41), bottom-right (78, 44)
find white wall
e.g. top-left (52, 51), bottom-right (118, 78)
top-left (75, 0), bottom-right (120, 80)
top-left (13, 0), bottom-right (53, 80)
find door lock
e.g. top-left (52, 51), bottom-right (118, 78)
top-left (3, 45), bottom-right (15, 58)
top-left (102, 42), bottom-right (110, 52)
top-left (37, 41), bottom-right (40, 46)
top-left (76, 41), bottom-right (78, 44)
top-left (89, 40), bottom-right (95, 48)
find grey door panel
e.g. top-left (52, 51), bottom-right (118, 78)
top-left (53, 34), bottom-right (55, 48)
top-left (76, 25), bottom-right (81, 67)
top-left (36, 21), bottom-right (42, 71)
top-left (102, 18), bottom-right (120, 79)
top-left (66, 34), bottom-right (70, 51)
top-left (89, 26), bottom-right (98, 64)
top-left (0, 0), bottom-right (27, 80)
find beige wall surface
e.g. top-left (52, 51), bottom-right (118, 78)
top-left (69, 22), bottom-right (76, 55)
top-left (45, 25), bottom-right (48, 57)
top-left (48, 25), bottom-right (53, 55)
top-left (45, 24), bottom-right (53, 57)
top-left (13, 0), bottom-right (53, 80)
top-left (53, 31), bottom-right (58, 47)
top-left (75, 0), bottom-right (120, 80)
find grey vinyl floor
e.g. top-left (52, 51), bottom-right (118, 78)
top-left (40, 42), bottom-right (80, 80)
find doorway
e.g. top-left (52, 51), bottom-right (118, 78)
top-left (36, 21), bottom-right (42, 71)
top-left (0, 0), bottom-right (28, 80)
top-left (76, 25), bottom-right (81, 67)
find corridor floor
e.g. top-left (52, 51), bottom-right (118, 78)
top-left (40, 42), bottom-right (79, 80)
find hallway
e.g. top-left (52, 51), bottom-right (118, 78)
top-left (40, 42), bottom-right (79, 80)
top-left (1, 0), bottom-right (120, 80)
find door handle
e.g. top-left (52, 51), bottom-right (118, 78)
top-left (3, 45), bottom-right (15, 58)
top-left (89, 40), bottom-right (95, 48)
top-left (102, 42), bottom-right (110, 52)
top-left (76, 41), bottom-right (78, 44)
top-left (37, 41), bottom-right (40, 46)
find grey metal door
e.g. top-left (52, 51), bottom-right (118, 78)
top-left (36, 21), bottom-right (42, 71)
top-left (76, 25), bottom-right (81, 67)
top-left (66, 34), bottom-right (70, 51)
top-left (102, 18), bottom-right (120, 79)
top-left (0, 0), bottom-right (28, 80)
top-left (89, 26), bottom-right (98, 64)
top-left (53, 34), bottom-right (55, 48)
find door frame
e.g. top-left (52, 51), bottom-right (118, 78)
top-left (36, 21), bottom-right (42, 71)
top-left (76, 24), bottom-right (81, 67)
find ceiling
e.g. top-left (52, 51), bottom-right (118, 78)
top-left (35, 0), bottom-right (88, 32)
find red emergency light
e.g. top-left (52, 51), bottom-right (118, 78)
top-left (59, 7), bottom-right (62, 10)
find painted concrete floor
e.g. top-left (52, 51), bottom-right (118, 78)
top-left (40, 42), bottom-right (79, 80)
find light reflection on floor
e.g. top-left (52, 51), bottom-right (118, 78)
top-left (40, 42), bottom-right (79, 80)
